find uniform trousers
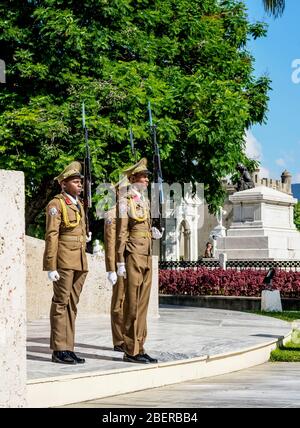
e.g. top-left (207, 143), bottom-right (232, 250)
top-left (50, 269), bottom-right (87, 351)
top-left (111, 277), bottom-right (125, 346)
top-left (123, 252), bottom-right (152, 356)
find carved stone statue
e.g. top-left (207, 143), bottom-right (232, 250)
top-left (235, 163), bottom-right (255, 192)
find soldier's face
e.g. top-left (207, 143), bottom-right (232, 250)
top-left (63, 178), bottom-right (83, 197)
top-left (132, 173), bottom-right (149, 190)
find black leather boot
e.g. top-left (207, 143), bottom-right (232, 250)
top-left (114, 343), bottom-right (125, 352)
top-left (141, 353), bottom-right (158, 363)
top-left (123, 353), bottom-right (151, 364)
top-left (67, 351), bottom-right (85, 364)
top-left (52, 351), bottom-right (77, 364)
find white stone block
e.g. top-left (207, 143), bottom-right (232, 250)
top-left (261, 290), bottom-right (282, 312)
top-left (0, 170), bottom-right (26, 407)
top-left (219, 253), bottom-right (227, 269)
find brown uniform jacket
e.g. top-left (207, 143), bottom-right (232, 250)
top-left (116, 187), bottom-right (152, 264)
top-left (43, 193), bottom-right (88, 272)
top-left (104, 206), bottom-right (117, 272)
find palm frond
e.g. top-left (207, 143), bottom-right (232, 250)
top-left (263, 0), bottom-right (285, 17)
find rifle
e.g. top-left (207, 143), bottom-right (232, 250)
top-left (82, 101), bottom-right (92, 236)
top-left (129, 127), bottom-right (138, 162)
top-left (148, 101), bottom-right (164, 232)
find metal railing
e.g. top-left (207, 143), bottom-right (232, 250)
top-left (159, 259), bottom-right (300, 272)
top-left (159, 259), bottom-right (219, 270)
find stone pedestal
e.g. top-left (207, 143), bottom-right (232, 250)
top-left (0, 170), bottom-right (26, 407)
top-left (261, 290), bottom-right (282, 312)
top-left (216, 186), bottom-right (300, 260)
top-left (219, 252), bottom-right (227, 269)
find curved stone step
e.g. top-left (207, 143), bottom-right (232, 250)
top-left (26, 307), bottom-right (291, 407)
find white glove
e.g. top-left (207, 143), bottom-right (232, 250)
top-left (86, 231), bottom-right (92, 243)
top-left (48, 270), bottom-right (60, 281)
top-left (151, 227), bottom-right (164, 240)
top-left (117, 262), bottom-right (127, 278)
top-left (107, 271), bottom-right (118, 286)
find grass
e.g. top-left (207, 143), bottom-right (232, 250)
top-left (248, 310), bottom-right (300, 362)
top-left (251, 310), bottom-right (300, 322)
top-left (270, 341), bottom-right (300, 362)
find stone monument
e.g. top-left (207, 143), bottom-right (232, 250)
top-left (216, 186), bottom-right (300, 259)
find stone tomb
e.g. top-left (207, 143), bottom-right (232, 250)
top-left (216, 186), bottom-right (300, 260)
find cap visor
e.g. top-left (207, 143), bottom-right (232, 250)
top-left (134, 169), bottom-right (152, 176)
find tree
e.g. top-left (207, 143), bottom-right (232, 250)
top-left (0, 0), bottom-right (270, 235)
top-left (294, 202), bottom-right (300, 232)
top-left (262, 0), bottom-right (285, 17)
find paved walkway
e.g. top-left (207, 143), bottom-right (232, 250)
top-left (62, 362), bottom-right (300, 408)
top-left (27, 306), bottom-right (290, 380)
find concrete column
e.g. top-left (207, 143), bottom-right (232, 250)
top-left (149, 256), bottom-right (160, 319)
top-left (0, 170), bottom-right (26, 407)
top-left (219, 252), bottom-right (227, 270)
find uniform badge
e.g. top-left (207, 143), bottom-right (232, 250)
top-left (49, 207), bottom-right (58, 216)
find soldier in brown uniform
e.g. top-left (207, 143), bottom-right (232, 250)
top-left (43, 161), bottom-right (90, 364)
top-left (116, 158), bottom-right (162, 364)
top-left (104, 176), bottom-right (131, 352)
top-left (104, 203), bottom-right (125, 352)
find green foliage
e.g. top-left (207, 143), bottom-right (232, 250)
top-left (0, 0), bottom-right (270, 233)
top-left (270, 340), bottom-right (300, 362)
top-left (262, 0), bottom-right (285, 18)
top-left (294, 202), bottom-right (300, 231)
top-left (252, 310), bottom-right (300, 362)
top-left (252, 311), bottom-right (300, 322)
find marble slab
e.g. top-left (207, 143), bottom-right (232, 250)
top-left (27, 306), bottom-right (291, 381)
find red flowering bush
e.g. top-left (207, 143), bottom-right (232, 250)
top-left (159, 268), bottom-right (300, 298)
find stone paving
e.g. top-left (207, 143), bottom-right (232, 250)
top-left (27, 306), bottom-right (290, 380)
top-left (62, 362), bottom-right (300, 408)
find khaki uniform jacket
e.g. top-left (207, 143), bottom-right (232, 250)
top-left (116, 188), bottom-right (152, 264)
top-left (43, 193), bottom-right (88, 272)
top-left (104, 206), bottom-right (117, 272)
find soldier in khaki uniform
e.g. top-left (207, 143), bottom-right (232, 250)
top-left (104, 204), bottom-right (125, 352)
top-left (43, 161), bottom-right (90, 364)
top-left (116, 158), bottom-right (162, 364)
top-left (104, 176), bottom-right (130, 352)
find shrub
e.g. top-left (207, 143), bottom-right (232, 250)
top-left (159, 268), bottom-right (300, 298)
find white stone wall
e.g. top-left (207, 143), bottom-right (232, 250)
top-left (26, 236), bottom-right (159, 321)
top-left (150, 256), bottom-right (159, 318)
top-left (162, 191), bottom-right (204, 261)
top-left (0, 170), bottom-right (26, 408)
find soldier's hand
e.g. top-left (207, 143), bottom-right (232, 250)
top-left (86, 231), bottom-right (92, 243)
top-left (117, 262), bottom-right (127, 279)
top-left (48, 270), bottom-right (60, 282)
top-left (107, 271), bottom-right (118, 286)
top-left (151, 227), bottom-right (164, 240)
